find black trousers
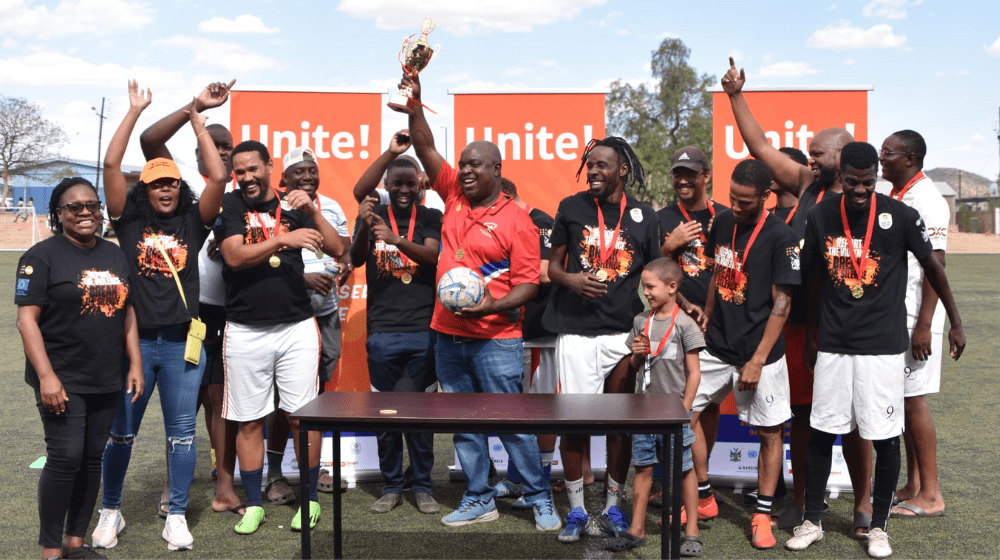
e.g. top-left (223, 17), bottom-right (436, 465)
top-left (36, 390), bottom-right (117, 547)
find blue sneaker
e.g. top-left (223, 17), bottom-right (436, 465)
top-left (493, 479), bottom-right (524, 499)
top-left (511, 496), bottom-right (531, 509)
top-left (558, 507), bottom-right (589, 543)
top-left (531, 496), bottom-right (562, 532)
top-left (598, 505), bottom-right (630, 536)
top-left (441, 497), bottom-right (499, 527)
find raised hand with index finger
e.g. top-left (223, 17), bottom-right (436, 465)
top-left (721, 56), bottom-right (746, 95)
top-left (197, 79), bottom-right (237, 110)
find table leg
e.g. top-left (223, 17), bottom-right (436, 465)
top-left (671, 425), bottom-right (683, 559)
top-left (333, 431), bottom-right (342, 559)
top-left (300, 424), bottom-right (311, 559)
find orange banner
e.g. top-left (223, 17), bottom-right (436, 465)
top-left (711, 89), bottom-right (869, 205)
top-left (452, 91), bottom-right (606, 217)
top-left (230, 89), bottom-right (383, 392)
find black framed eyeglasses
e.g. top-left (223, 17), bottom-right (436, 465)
top-left (57, 201), bottom-right (103, 214)
top-left (879, 149), bottom-right (912, 157)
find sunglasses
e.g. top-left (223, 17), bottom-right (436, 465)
top-left (57, 201), bottom-right (103, 214)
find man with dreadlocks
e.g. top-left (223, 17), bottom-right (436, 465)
top-left (541, 136), bottom-right (664, 543)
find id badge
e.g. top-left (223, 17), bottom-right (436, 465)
top-left (184, 317), bottom-right (206, 365)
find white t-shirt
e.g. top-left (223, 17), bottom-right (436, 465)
top-left (876, 175), bottom-right (948, 333)
top-left (302, 193), bottom-right (349, 317)
top-left (188, 173), bottom-right (236, 307)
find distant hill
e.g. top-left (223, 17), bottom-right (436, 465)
top-left (925, 168), bottom-right (994, 198)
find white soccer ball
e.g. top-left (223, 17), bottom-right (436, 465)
top-left (437, 267), bottom-right (485, 312)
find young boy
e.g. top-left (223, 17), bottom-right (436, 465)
top-left (605, 258), bottom-right (704, 557)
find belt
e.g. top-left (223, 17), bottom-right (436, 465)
top-left (444, 334), bottom-right (484, 344)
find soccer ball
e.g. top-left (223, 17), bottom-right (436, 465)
top-left (437, 267), bottom-right (485, 312)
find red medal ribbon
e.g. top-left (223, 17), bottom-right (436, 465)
top-left (730, 209), bottom-right (769, 283)
top-left (890, 171), bottom-right (925, 201)
top-left (839, 194), bottom-right (877, 288)
top-left (594, 194), bottom-right (627, 268)
top-left (677, 200), bottom-right (716, 244)
top-left (386, 203), bottom-right (418, 268)
top-left (249, 189), bottom-right (284, 241)
top-left (784, 187), bottom-right (826, 225)
top-left (643, 304), bottom-right (681, 357)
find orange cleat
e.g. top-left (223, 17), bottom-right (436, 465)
top-left (751, 513), bottom-right (777, 549)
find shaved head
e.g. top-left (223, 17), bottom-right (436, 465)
top-left (813, 127), bottom-right (854, 152)
top-left (464, 141), bottom-right (502, 165)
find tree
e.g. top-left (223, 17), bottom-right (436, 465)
top-left (0, 95), bottom-right (67, 205)
top-left (607, 38), bottom-right (714, 208)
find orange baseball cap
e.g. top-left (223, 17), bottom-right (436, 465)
top-left (140, 158), bottom-right (182, 184)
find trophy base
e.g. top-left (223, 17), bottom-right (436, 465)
top-left (387, 93), bottom-right (413, 115)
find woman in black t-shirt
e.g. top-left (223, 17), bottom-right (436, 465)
top-left (16, 177), bottom-right (143, 560)
top-left (92, 81), bottom-right (228, 552)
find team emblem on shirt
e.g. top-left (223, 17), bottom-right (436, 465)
top-left (539, 228), bottom-right (552, 249)
top-left (823, 236), bottom-right (881, 291)
top-left (19, 265), bottom-right (33, 275)
top-left (78, 269), bottom-right (129, 317)
top-left (481, 222), bottom-right (497, 237)
top-left (787, 246), bottom-right (801, 271)
top-left (373, 241), bottom-right (418, 280)
top-left (712, 244), bottom-right (749, 304)
top-left (579, 225), bottom-right (634, 282)
top-left (137, 231), bottom-right (187, 278)
top-left (630, 208), bottom-right (643, 223)
top-left (879, 213), bottom-right (893, 230)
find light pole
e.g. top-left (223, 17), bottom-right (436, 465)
top-left (92, 98), bottom-right (106, 188)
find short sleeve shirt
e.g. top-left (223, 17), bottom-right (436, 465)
top-left (801, 193), bottom-right (933, 355)
top-left (657, 201), bottom-right (728, 308)
top-left (786, 180), bottom-right (829, 324)
top-left (111, 198), bottom-right (209, 329)
top-left (15, 235), bottom-right (131, 393)
top-left (301, 193), bottom-right (350, 317)
top-left (542, 191), bottom-right (661, 335)
top-left (705, 209), bottom-right (801, 367)
top-left (430, 162), bottom-right (540, 339)
top-left (216, 190), bottom-right (315, 326)
top-left (357, 203), bottom-right (443, 334)
top-left (626, 308), bottom-right (705, 395)
top-left (522, 208), bottom-right (556, 341)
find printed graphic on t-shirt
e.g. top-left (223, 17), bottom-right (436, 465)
top-left (678, 241), bottom-right (713, 278)
top-left (243, 212), bottom-right (289, 244)
top-left (79, 270), bottom-right (128, 317)
top-left (539, 227), bottom-right (552, 249)
top-left (822, 236), bottom-right (881, 290)
top-left (373, 240), bottom-right (418, 280)
top-left (712, 244), bottom-right (748, 303)
top-left (578, 225), bottom-right (634, 282)
top-left (136, 231), bottom-right (187, 278)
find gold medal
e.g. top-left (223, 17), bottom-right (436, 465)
top-left (456, 248), bottom-right (464, 260)
top-left (401, 272), bottom-right (412, 284)
top-left (268, 255), bottom-right (281, 268)
top-left (733, 292), bottom-right (745, 306)
top-left (595, 269), bottom-right (609, 282)
top-left (851, 284), bottom-right (864, 299)
top-left (315, 250), bottom-right (324, 259)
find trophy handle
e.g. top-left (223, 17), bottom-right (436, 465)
top-left (428, 44), bottom-right (441, 65)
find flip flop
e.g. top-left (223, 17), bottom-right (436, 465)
top-left (852, 511), bottom-right (872, 540)
top-left (158, 500), bottom-right (169, 519)
top-left (605, 533), bottom-right (645, 552)
top-left (890, 501), bottom-right (946, 518)
top-left (680, 535), bottom-right (703, 557)
top-left (214, 504), bottom-right (246, 516)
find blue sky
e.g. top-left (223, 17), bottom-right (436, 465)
top-left (2, 0), bottom-right (998, 182)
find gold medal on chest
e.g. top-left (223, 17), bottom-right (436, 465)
top-left (595, 269), bottom-right (609, 282)
top-left (733, 292), bottom-right (745, 306)
top-left (851, 284), bottom-right (864, 299)
top-left (456, 248), bottom-right (464, 260)
top-left (401, 272), bottom-right (413, 284)
top-left (268, 255), bottom-right (281, 268)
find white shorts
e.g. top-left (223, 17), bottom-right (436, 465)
top-left (222, 318), bottom-right (320, 422)
top-left (523, 338), bottom-right (557, 394)
top-left (555, 332), bottom-right (630, 394)
top-left (903, 330), bottom-right (943, 397)
top-left (692, 350), bottom-right (791, 428)
top-left (811, 352), bottom-right (905, 440)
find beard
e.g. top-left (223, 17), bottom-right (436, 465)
top-left (816, 167), bottom-right (838, 189)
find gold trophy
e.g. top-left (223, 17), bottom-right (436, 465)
top-left (387, 18), bottom-right (439, 114)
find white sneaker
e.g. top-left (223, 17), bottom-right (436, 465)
top-left (786, 520), bottom-right (823, 550)
top-left (162, 513), bottom-right (193, 551)
top-left (867, 527), bottom-right (893, 558)
top-left (92, 509), bottom-right (125, 549)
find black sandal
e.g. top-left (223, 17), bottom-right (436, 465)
top-left (680, 535), bottom-right (703, 557)
top-left (605, 533), bottom-right (646, 552)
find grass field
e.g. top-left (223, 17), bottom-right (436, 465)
top-left (2, 252), bottom-right (998, 559)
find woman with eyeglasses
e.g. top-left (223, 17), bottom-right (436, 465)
top-left (90, 80), bottom-right (228, 552)
top-left (16, 177), bottom-right (144, 560)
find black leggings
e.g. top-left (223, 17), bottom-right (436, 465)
top-left (803, 428), bottom-right (900, 530)
top-left (36, 390), bottom-right (117, 547)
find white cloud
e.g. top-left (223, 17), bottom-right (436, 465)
top-left (945, 144), bottom-right (971, 152)
top-left (0, 51), bottom-right (184, 87)
top-left (843, 58), bottom-right (855, 65)
top-left (863, 0), bottom-right (910, 19)
top-left (539, 60), bottom-right (559, 68)
top-left (159, 36), bottom-right (277, 73)
top-left (957, 70), bottom-right (967, 75)
top-left (337, 0), bottom-right (607, 36)
top-left (932, 71), bottom-right (945, 77)
top-left (0, 0), bottom-right (153, 38)
top-left (807, 22), bottom-right (905, 49)
top-left (662, 31), bottom-right (678, 39)
top-left (506, 67), bottom-right (526, 76)
top-left (198, 15), bottom-right (280, 35)
top-left (2, 38), bottom-right (16, 49)
top-left (987, 36), bottom-right (1000, 56)
top-left (757, 62), bottom-right (820, 78)
top-left (617, 29), bottom-right (630, 35)
top-left (828, 4), bottom-right (837, 9)
top-left (440, 72), bottom-right (473, 84)
top-left (368, 77), bottom-right (398, 92)
top-left (971, 133), bottom-right (986, 141)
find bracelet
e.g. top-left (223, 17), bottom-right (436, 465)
top-left (196, 130), bottom-right (209, 140)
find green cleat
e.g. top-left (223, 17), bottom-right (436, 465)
top-left (291, 501), bottom-right (321, 531)
top-left (234, 506), bottom-right (266, 535)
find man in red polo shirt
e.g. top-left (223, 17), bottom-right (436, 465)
top-left (402, 73), bottom-right (561, 532)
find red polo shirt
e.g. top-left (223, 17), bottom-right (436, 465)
top-left (431, 162), bottom-right (540, 339)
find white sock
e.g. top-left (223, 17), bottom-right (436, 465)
top-left (566, 477), bottom-right (586, 511)
top-left (540, 450), bottom-right (554, 467)
top-left (604, 476), bottom-right (626, 513)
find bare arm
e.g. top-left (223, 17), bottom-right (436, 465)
top-left (122, 305), bottom-right (144, 402)
top-left (918, 252), bottom-right (965, 360)
top-left (721, 57), bottom-right (812, 196)
top-left (911, 250), bottom-right (945, 361)
top-left (538, 259), bottom-right (551, 285)
top-left (104, 80), bottom-right (151, 219)
top-left (139, 80), bottom-right (236, 160)
top-left (546, 243), bottom-right (607, 300)
top-left (287, 190), bottom-right (345, 259)
top-left (738, 284), bottom-right (792, 391)
top-left (402, 74), bottom-right (444, 185)
top-left (191, 100), bottom-right (227, 224)
top-left (349, 196), bottom-right (377, 268)
top-left (703, 272), bottom-right (718, 334)
top-left (353, 131), bottom-right (411, 203)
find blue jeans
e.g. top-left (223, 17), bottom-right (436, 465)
top-left (435, 335), bottom-right (548, 503)
top-left (368, 331), bottom-right (435, 495)
top-left (102, 324), bottom-right (205, 514)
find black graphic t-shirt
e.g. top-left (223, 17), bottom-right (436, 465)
top-left (356, 203), bottom-right (442, 334)
top-left (542, 191), bottom-right (661, 335)
top-left (657, 201), bottom-right (728, 308)
top-left (787, 180), bottom-right (828, 324)
top-left (523, 208), bottom-right (556, 341)
top-left (15, 235), bottom-right (131, 393)
top-left (216, 190), bottom-right (315, 326)
top-left (705, 209), bottom-right (800, 367)
top-left (111, 199), bottom-right (210, 329)
top-left (771, 205), bottom-right (794, 223)
top-left (801, 193), bottom-right (933, 355)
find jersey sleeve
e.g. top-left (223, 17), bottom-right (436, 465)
top-left (903, 205), bottom-right (933, 262)
top-left (677, 312), bottom-right (707, 353)
top-left (323, 199), bottom-right (350, 237)
top-left (912, 191), bottom-right (949, 252)
top-left (624, 313), bottom-right (644, 348)
top-left (534, 212), bottom-right (555, 260)
top-left (549, 198), bottom-right (571, 247)
top-left (800, 207), bottom-right (822, 276)
top-left (770, 222), bottom-right (802, 287)
top-left (432, 162), bottom-right (460, 202)
top-left (15, 249), bottom-right (50, 306)
top-left (217, 193), bottom-right (248, 241)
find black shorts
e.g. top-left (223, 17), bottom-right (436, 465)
top-left (199, 303), bottom-right (227, 386)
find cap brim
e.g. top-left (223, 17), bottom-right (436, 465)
top-left (671, 161), bottom-right (705, 172)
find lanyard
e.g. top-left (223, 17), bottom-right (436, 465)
top-left (677, 200), bottom-right (716, 243)
top-left (643, 304), bottom-right (680, 358)
top-left (731, 209), bottom-right (769, 280)
top-left (784, 187), bottom-right (826, 225)
top-left (839, 194), bottom-right (877, 286)
top-left (249, 189), bottom-right (283, 241)
top-left (594, 194), bottom-right (627, 266)
top-left (891, 171), bottom-right (925, 201)
top-left (386, 203), bottom-right (417, 267)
